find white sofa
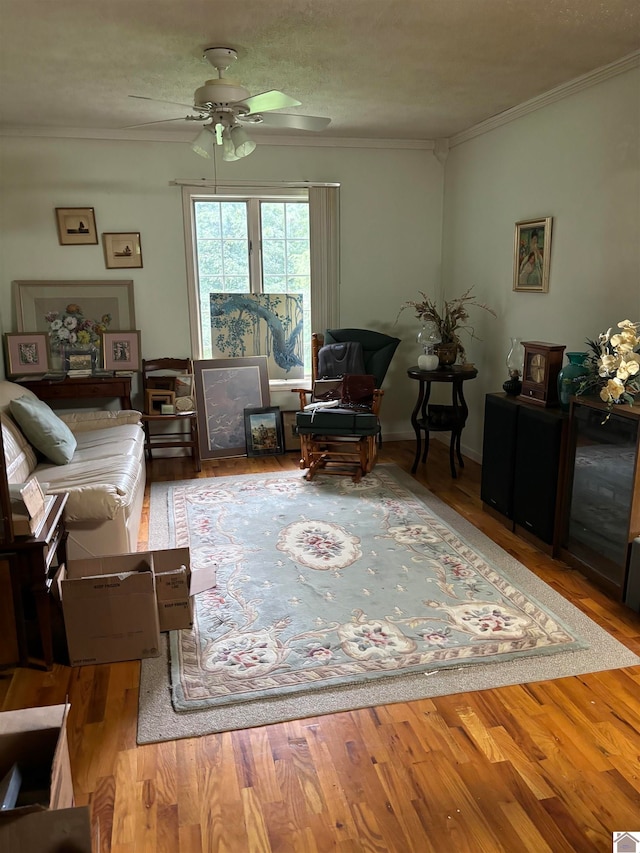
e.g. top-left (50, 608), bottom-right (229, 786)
top-left (0, 380), bottom-right (146, 559)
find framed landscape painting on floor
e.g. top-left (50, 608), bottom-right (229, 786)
top-left (244, 407), bottom-right (284, 457)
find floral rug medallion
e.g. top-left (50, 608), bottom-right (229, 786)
top-left (166, 468), bottom-right (586, 711)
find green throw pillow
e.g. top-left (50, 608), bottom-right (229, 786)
top-left (10, 395), bottom-right (77, 465)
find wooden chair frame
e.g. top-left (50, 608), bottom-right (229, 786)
top-left (141, 357), bottom-right (201, 472)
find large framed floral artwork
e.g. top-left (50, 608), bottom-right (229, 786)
top-left (14, 280), bottom-right (136, 371)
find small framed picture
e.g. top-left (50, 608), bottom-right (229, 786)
top-left (4, 332), bottom-right (50, 376)
top-left (513, 217), bottom-right (552, 293)
top-left (146, 389), bottom-right (176, 414)
top-left (281, 410), bottom-right (301, 453)
top-left (147, 376), bottom-right (176, 392)
top-left (174, 373), bottom-right (194, 398)
top-left (64, 348), bottom-right (97, 373)
top-left (102, 232), bottom-right (143, 268)
top-left (55, 207), bottom-right (98, 245)
top-left (244, 406), bottom-right (284, 457)
top-left (102, 330), bottom-right (141, 371)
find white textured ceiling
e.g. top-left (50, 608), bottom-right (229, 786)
top-left (0, 0), bottom-right (639, 142)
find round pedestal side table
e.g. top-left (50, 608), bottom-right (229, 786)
top-left (407, 365), bottom-right (478, 478)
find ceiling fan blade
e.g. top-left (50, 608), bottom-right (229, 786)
top-left (243, 90), bottom-right (302, 114)
top-left (123, 116), bottom-right (198, 129)
top-left (129, 94), bottom-right (200, 110)
top-left (252, 113), bottom-right (331, 132)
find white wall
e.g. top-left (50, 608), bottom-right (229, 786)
top-left (3, 66), bottom-right (635, 456)
top-left (0, 137), bottom-right (444, 434)
top-left (441, 66), bottom-right (640, 459)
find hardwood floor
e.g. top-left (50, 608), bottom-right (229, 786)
top-left (2, 441), bottom-right (639, 852)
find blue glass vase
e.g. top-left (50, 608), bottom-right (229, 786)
top-left (558, 352), bottom-right (589, 411)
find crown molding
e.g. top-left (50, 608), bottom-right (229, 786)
top-left (0, 125), bottom-right (434, 150)
top-left (2, 51), bottom-right (635, 153)
top-left (450, 51), bottom-right (640, 148)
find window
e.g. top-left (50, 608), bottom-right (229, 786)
top-left (182, 184), bottom-right (339, 380)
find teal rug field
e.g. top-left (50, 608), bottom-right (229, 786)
top-left (167, 467), bottom-right (587, 710)
top-left (138, 465), bottom-right (638, 742)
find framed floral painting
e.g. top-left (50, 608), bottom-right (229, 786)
top-left (101, 330), bottom-right (141, 371)
top-left (3, 332), bottom-right (50, 376)
top-left (14, 280), bottom-right (135, 371)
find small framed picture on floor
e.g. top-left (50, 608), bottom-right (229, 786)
top-left (244, 406), bottom-right (284, 457)
top-left (281, 410), bottom-right (301, 453)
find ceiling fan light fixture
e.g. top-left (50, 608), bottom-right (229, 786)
top-left (221, 128), bottom-right (238, 162)
top-left (129, 46), bottom-right (329, 160)
top-left (230, 125), bottom-right (256, 159)
top-left (190, 126), bottom-right (214, 159)
top-left (194, 79), bottom-right (251, 108)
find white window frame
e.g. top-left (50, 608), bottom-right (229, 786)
top-left (181, 183), bottom-right (340, 384)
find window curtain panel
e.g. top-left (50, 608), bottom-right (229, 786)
top-left (309, 185), bottom-right (340, 333)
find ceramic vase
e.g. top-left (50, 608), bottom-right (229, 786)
top-left (418, 352), bottom-right (439, 370)
top-left (557, 351), bottom-right (589, 411)
top-left (435, 342), bottom-right (458, 368)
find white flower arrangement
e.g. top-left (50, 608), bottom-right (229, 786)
top-left (577, 319), bottom-right (640, 409)
top-left (45, 304), bottom-right (112, 351)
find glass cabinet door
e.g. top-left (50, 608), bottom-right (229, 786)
top-left (564, 401), bottom-right (640, 590)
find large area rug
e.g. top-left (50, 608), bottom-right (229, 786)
top-left (138, 465), bottom-right (639, 743)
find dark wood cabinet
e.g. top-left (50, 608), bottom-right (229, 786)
top-left (560, 397), bottom-right (640, 601)
top-left (5, 493), bottom-right (69, 668)
top-left (16, 374), bottom-right (132, 409)
top-left (481, 393), bottom-right (569, 552)
top-left (0, 426), bottom-right (69, 668)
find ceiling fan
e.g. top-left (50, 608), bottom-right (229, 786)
top-left (128, 47), bottom-right (331, 161)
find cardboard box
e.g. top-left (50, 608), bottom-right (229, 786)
top-left (0, 704), bottom-right (92, 852)
top-left (152, 547), bottom-right (216, 632)
top-left (60, 553), bottom-right (160, 666)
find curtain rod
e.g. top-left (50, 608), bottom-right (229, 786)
top-left (170, 179), bottom-right (340, 188)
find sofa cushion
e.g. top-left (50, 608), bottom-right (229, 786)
top-left (35, 453), bottom-right (143, 521)
top-left (70, 424), bottom-right (143, 462)
top-left (59, 410), bottom-right (142, 432)
top-left (34, 422), bottom-right (145, 521)
top-left (9, 396), bottom-right (77, 465)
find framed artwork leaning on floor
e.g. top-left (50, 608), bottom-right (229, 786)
top-left (244, 407), bottom-right (284, 457)
top-left (194, 357), bottom-right (270, 460)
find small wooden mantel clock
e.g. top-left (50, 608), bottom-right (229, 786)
top-left (518, 341), bottom-right (566, 407)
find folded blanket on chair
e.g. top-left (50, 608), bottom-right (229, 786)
top-left (317, 341), bottom-right (366, 378)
